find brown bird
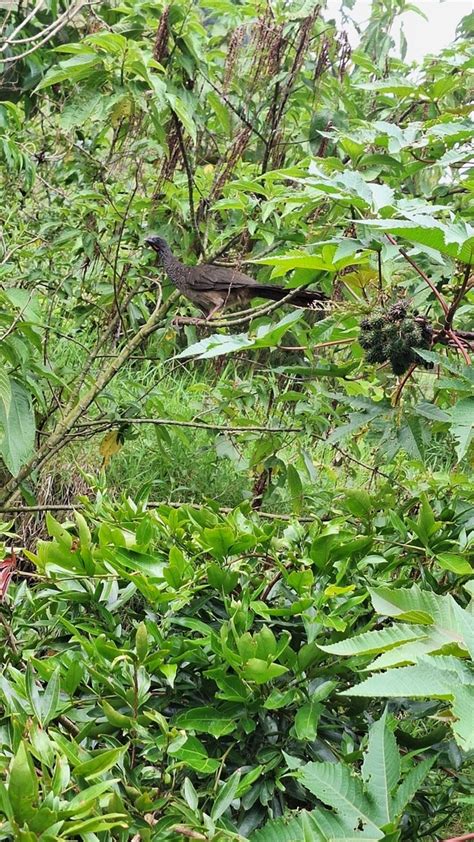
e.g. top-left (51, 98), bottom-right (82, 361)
top-left (145, 236), bottom-right (327, 319)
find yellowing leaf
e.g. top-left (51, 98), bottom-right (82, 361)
top-left (99, 430), bottom-right (122, 467)
top-left (324, 584), bottom-right (356, 597)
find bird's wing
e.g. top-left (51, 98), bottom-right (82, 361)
top-left (188, 265), bottom-right (257, 292)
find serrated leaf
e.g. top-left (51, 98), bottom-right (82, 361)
top-left (342, 661), bottom-right (455, 699)
top-left (358, 217), bottom-right (474, 262)
top-left (319, 623), bottom-right (425, 656)
top-left (392, 757), bottom-right (435, 817)
top-left (361, 710), bottom-right (400, 825)
top-left (298, 762), bottom-right (383, 837)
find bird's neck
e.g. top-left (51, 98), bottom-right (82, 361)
top-left (160, 247), bottom-right (183, 276)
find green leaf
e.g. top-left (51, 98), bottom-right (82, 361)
top-left (298, 762), bottom-right (383, 838)
top-left (392, 757), bottom-right (435, 818)
top-left (135, 621), bottom-right (148, 662)
top-left (102, 700), bottom-right (134, 729)
top-left (0, 365), bottom-right (11, 416)
top-left (8, 742), bottom-right (38, 823)
top-left (61, 814), bottom-right (128, 834)
top-left (41, 666), bottom-right (61, 727)
top-left (36, 54), bottom-right (102, 90)
top-left (211, 769), bottom-right (241, 821)
top-left (168, 735), bottom-right (220, 774)
top-left (287, 464), bottom-right (304, 515)
top-left (63, 779), bottom-right (120, 817)
top-left (176, 311), bottom-right (303, 360)
top-left (202, 526), bottom-right (235, 558)
top-left (166, 93), bottom-right (197, 144)
top-left (182, 777), bottom-right (199, 811)
top-left (342, 661), bottom-right (455, 699)
top-left (74, 745), bottom-right (128, 780)
top-left (241, 658), bottom-right (288, 683)
top-left (449, 397), bottom-right (474, 461)
top-left (174, 706), bottom-right (236, 737)
top-left (0, 380), bottom-right (35, 476)
top-left (436, 553), bottom-right (472, 575)
top-left (358, 217), bottom-right (474, 263)
top-left (361, 710), bottom-right (400, 825)
top-left (344, 489), bottom-right (372, 519)
top-left (319, 623), bottom-right (425, 656)
top-left (294, 700), bottom-right (323, 741)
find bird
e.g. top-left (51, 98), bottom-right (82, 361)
top-left (145, 236), bottom-right (327, 320)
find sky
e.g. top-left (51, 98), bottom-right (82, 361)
top-left (325, 0), bottom-right (471, 63)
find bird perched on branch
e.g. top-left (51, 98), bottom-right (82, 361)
top-left (145, 236), bottom-right (327, 319)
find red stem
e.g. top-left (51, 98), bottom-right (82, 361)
top-left (392, 362), bottom-right (417, 406)
top-left (446, 329), bottom-right (471, 365)
top-left (385, 233), bottom-right (449, 315)
top-left (442, 834), bottom-right (474, 842)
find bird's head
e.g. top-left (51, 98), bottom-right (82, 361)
top-left (145, 235), bottom-right (171, 257)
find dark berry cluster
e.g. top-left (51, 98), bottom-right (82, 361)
top-left (359, 301), bottom-right (433, 375)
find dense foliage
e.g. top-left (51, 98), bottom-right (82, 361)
top-left (0, 0), bottom-right (473, 839)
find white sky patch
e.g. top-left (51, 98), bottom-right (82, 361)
top-left (325, 0), bottom-right (471, 63)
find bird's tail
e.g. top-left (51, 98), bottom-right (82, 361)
top-left (251, 284), bottom-right (327, 309)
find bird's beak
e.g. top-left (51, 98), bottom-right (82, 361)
top-left (145, 236), bottom-right (156, 247)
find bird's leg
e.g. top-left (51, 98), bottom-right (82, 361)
top-left (205, 303), bottom-right (223, 321)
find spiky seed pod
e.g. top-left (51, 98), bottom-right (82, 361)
top-left (359, 332), bottom-right (374, 350)
top-left (391, 352), bottom-right (414, 375)
top-left (360, 303), bottom-right (433, 375)
top-left (372, 315), bottom-right (388, 330)
top-left (387, 300), bottom-right (408, 321)
top-left (366, 345), bottom-right (388, 364)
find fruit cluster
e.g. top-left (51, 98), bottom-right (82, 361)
top-left (359, 301), bottom-right (433, 375)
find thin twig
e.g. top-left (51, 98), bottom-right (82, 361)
top-left (385, 233), bottom-right (449, 315)
top-left (75, 417), bottom-right (302, 434)
top-left (0, 289), bottom-right (35, 343)
top-left (441, 835), bottom-right (474, 842)
top-left (171, 110), bottom-right (203, 255)
top-left (0, 501), bottom-right (316, 522)
top-left (1, 1), bottom-right (92, 64)
top-left (172, 286), bottom-right (330, 329)
top-left (0, 0), bottom-right (44, 50)
top-left (446, 328), bottom-right (471, 365)
top-left (112, 166), bottom-right (141, 336)
top-left (65, 418), bottom-right (407, 490)
top-left (0, 614), bottom-right (18, 656)
top-left (444, 263), bottom-right (472, 330)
